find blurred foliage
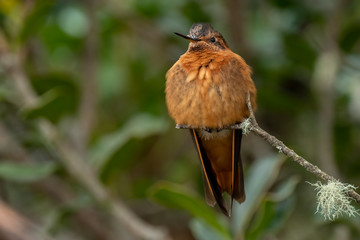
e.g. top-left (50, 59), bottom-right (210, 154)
top-left (0, 161), bottom-right (57, 182)
top-left (0, 0), bottom-right (360, 239)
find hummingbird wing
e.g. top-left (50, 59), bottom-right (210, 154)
top-left (231, 129), bottom-right (245, 203)
top-left (189, 129), bottom-right (229, 216)
top-left (201, 167), bottom-right (216, 207)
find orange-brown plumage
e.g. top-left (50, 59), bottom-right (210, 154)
top-left (165, 23), bottom-right (257, 216)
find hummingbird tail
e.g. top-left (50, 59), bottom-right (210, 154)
top-left (231, 130), bottom-right (246, 203)
top-left (190, 129), bottom-right (245, 216)
top-left (190, 129), bottom-right (229, 216)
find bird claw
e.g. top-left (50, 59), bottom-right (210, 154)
top-left (175, 124), bottom-right (191, 129)
top-left (175, 123), bottom-right (242, 131)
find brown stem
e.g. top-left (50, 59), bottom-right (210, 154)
top-left (176, 94), bottom-right (360, 203)
top-left (73, 0), bottom-right (99, 157)
top-left (244, 95), bottom-right (360, 203)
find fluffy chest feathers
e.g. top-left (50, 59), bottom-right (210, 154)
top-left (165, 49), bottom-right (256, 129)
top-left (179, 50), bottom-right (229, 85)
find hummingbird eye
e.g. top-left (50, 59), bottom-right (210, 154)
top-left (210, 37), bottom-right (216, 43)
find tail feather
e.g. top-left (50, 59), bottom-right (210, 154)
top-left (190, 129), bottom-right (229, 216)
top-left (190, 129), bottom-right (245, 216)
top-left (232, 130), bottom-right (245, 203)
top-left (201, 168), bottom-right (216, 207)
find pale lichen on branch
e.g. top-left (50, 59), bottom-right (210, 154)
top-left (240, 93), bottom-right (360, 220)
top-left (176, 93), bottom-right (360, 220)
top-left (241, 94), bottom-right (360, 204)
top-left (308, 180), bottom-right (359, 220)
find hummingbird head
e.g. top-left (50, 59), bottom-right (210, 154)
top-left (174, 23), bottom-right (229, 52)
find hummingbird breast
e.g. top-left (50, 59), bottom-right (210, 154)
top-left (166, 49), bottom-right (256, 129)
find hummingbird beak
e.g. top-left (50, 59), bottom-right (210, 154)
top-left (174, 32), bottom-right (200, 42)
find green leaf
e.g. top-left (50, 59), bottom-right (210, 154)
top-left (232, 155), bottom-right (285, 237)
top-left (148, 181), bottom-right (231, 239)
top-left (24, 71), bottom-right (79, 122)
top-left (267, 176), bottom-right (300, 202)
top-left (246, 201), bottom-right (276, 240)
top-left (44, 194), bottom-right (94, 234)
top-left (0, 162), bottom-right (57, 182)
top-left (22, 87), bottom-right (77, 122)
top-left (245, 176), bottom-right (299, 240)
top-left (19, 1), bottom-right (54, 41)
top-left (30, 72), bottom-right (78, 95)
top-left (190, 218), bottom-right (230, 240)
top-left (90, 113), bottom-right (169, 170)
top-left (340, 23), bottom-right (360, 52)
top-left (246, 196), bottom-right (296, 240)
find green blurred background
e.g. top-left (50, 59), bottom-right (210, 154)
top-left (0, 0), bottom-right (359, 239)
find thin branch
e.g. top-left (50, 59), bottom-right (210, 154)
top-left (244, 95), bottom-right (360, 203)
top-left (75, 0), bottom-right (98, 156)
top-left (176, 94), bottom-right (360, 203)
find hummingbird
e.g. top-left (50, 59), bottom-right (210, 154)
top-left (165, 23), bottom-right (257, 216)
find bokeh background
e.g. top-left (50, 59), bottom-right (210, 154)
top-left (0, 0), bottom-right (359, 239)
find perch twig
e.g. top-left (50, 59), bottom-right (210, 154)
top-left (176, 94), bottom-right (360, 203)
